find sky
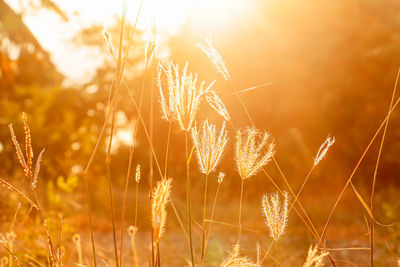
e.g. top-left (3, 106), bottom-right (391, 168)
top-left (5, 0), bottom-right (249, 84)
top-left (5, 0), bottom-right (192, 83)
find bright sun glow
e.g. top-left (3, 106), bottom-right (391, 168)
top-left (5, 0), bottom-right (248, 82)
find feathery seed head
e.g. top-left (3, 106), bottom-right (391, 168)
top-left (135, 164), bottom-right (141, 183)
top-left (102, 27), bottom-right (114, 54)
top-left (303, 244), bottom-right (329, 267)
top-left (262, 191), bottom-right (289, 241)
top-left (314, 135), bottom-right (335, 166)
top-left (221, 244), bottom-right (258, 267)
top-left (218, 172), bottom-right (225, 184)
top-left (144, 38), bottom-right (156, 64)
top-left (151, 178), bottom-right (172, 239)
top-left (197, 37), bottom-right (230, 81)
top-left (235, 128), bottom-right (275, 180)
top-left (206, 90), bottom-right (230, 121)
top-left (22, 113), bottom-right (33, 180)
top-left (191, 120), bottom-right (228, 175)
top-left (157, 60), bottom-right (213, 130)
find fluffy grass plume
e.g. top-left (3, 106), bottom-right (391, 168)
top-left (235, 127), bottom-right (275, 180)
top-left (197, 37), bottom-right (230, 81)
top-left (221, 244), bottom-right (258, 267)
top-left (191, 120), bottom-right (228, 175)
top-left (135, 164), bottom-right (141, 183)
top-left (314, 136), bottom-right (335, 166)
top-left (303, 244), bottom-right (329, 267)
top-left (157, 60), bottom-right (214, 131)
top-left (206, 90), bottom-right (230, 121)
top-left (151, 178), bottom-right (172, 240)
top-left (262, 191), bottom-right (289, 241)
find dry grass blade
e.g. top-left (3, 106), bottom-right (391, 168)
top-left (0, 178), bottom-right (37, 209)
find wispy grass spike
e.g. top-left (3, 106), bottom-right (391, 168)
top-left (197, 37), bottom-right (230, 81)
top-left (191, 120), bottom-right (228, 175)
top-left (262, 191), bottom-right (289, 241)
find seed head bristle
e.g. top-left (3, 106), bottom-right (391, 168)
top-left (135, 164), bottom-right (141, 183)
top-left (261, 191), bottom-right (289, 241)
top-left (206, 90), bottom-right (230, 121)
top-left (102, 27), bottom-right (114, 54)
top-left (197, 37), bottom-right (230, 81)
top-left (157, 60), bottom-right (213, 131)
top-left (151, 178), bottom-right (172, 240)
top-left (22, 113), bottom-right (33, 171)
top-left (303, 244), bottom-right (329, 267)
top-left (32, 148), bottom-right (45, 189)
top-left (8, 124), bottom-right (27, 174)
top-left (314, 135), bottom-right (335, 166)
top-left (235, 128), bottom-right (275, 180)
top-left (221, 244), bottom-right (258, 267)
top-left (144, 38), bottom-right (156, 64)
top-left (191, 120), bottom-right (228, 175)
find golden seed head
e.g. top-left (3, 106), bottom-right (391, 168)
top-left (217, 172), bottom-right (225, 184)
top-left (144, 38), bottom-right (156, 64)
top-left (206, 90), bottom-right (230, 121)
top-left (102, 27), bottom-right (114, 54)
top-left (135, 164), bottom-right (141, 183)
top-left (261, 191), bottom-right (289, 241)
top-left (221, 244), bottom-right (258, 267)
top-left (197, 37), bottom-right (230, 81)
top-left (314, 135), bottom-right (335, 166)
top-left (191, 120), bottom-right (228, 175)
top-left (157, 60), bottom-right (213, 131)
top-left (303, 244), bottom-right (329, 267)
top-left (151, 178), bottom-right (172, 239)
top-left (235, 127), bottom-right (275, 180)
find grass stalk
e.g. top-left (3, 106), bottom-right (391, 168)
top-left (200, 174), bottom-right (209, 263)
top-left (237, 179), bottom-right (244, 245)
top-left (369, 68), bottom-right (399, 266)
top-left (185, 131), bottom-right (195, 267)
top-left (318, 83), bottom-right (400, 252)
top-left (106, 106), bottom-right (119, 267)
top-left (202, 180), bottom-right (222, 266)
